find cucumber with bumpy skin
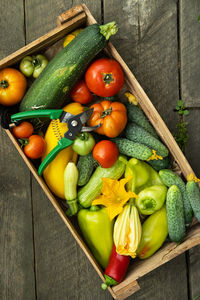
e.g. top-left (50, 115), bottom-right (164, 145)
top-left (112, 138), bottom-right (152, 160)
top-left (166, 185), bottom-right (185, 243)
top-left (186, 181), bottom-right (200, 222)
top-left (125, 123), bottom-right (169, 157)
top-left (147, 156), bottom-right (170, 171)
top-left (77, 154), bottom-right (95, 186)
top-left (159, 169), bottom-right (193, 226)
top-left (125, 103), bottom-right (158, 138)
top-left (19, 22), bottom-right (118, 111)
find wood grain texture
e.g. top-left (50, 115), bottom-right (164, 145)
top-left (104, 0), bottom-right (179, 132)
top-left (0, 1), bottom-right (36, 300)
top-left (25, 1), bottom-right (109, 300)
top-left (103, 0), bottom-right (187, 299)
top-left (180, 0), bottom-right (200, 107)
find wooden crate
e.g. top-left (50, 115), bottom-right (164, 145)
top-left (1, 4), bottom-right (200, 300)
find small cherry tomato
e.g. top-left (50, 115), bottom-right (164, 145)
top-left (93, 140), bottom-right (119, 168)
top-left (85, 58), bottom-right (124, 97)
top-left (24, 135), bottom-right (46, 159)
top-left (0, 68), bottom-right (27, 106)
top-left (70, 79), bottom-right (93, 104)
top-left (12, 121), bottom-right (34, 139)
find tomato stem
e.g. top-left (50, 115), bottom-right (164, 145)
top-left (0, 80), bottom-right (9, 88)
top-left (32, 57), bottom-right (41, 68)
top-left (102, 73), bottom-right (114, 86)
top-left (101, 107), bottom-right (112, 118)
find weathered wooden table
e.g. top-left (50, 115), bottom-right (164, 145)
top-left (1, 1), bottom-right (200, 299)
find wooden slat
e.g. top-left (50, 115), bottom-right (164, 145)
top-left (180, 0), bottom-right (200, 107)
top-left (103, 1), bottom-right (188, 299)
top-left (0, 1), bottom-right (36, 300)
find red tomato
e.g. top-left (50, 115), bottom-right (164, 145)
top-left (70, 79), bottom-right (93, 104)
top-left (93, 140), bottom-right (119, 168)
top-left (24, 135), bottom-right (46, 159)
top-left (12, 121), bottom-right (34, 139)
top-left (85, 58), bottom-right (124, 97)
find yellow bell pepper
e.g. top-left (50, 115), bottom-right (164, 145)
top-left (63, 28), bottom-right (83, 48)
top-left (42, 102), bottom-right (84, 199)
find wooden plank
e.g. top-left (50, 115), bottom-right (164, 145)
top-left (0, 1), bottom-right (36, 300)
top-left (25, 1), bottom-right (109, 300)
top-left (103, 0), bottom-right (188, 299)
top-left (185, 110), bottom-right (200, 299)
top-left (180, 0), bottom-right (200, 107)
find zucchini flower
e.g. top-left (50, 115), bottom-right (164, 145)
top-left (114, 204), bottom-right (142, 258)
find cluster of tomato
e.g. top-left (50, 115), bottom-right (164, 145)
top-left (70, 57), bottom-right (126, 168)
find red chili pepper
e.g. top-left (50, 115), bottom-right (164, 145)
top-left (101, 243), bottom-right (130, 290)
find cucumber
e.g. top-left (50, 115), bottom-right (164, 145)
top-left (78, 156), bottom-right (126, 208)
top-left (125, 123), bottom-right (169, 157)
top-left (147, 156), bottom-right (170, 171)
top-left (112, 138), bottom-right (152, 160)
top-left (159, 169), bottom-right (193, 226)
top-left (125, 103), bottom-right (158, 138)
top-left (166, 185), bottom-right (185, 243)
top-left (77, 154), bottom-right (95, 186)
top-left (19, 22), bottom-right (118, 111)
top-left (186, 181), bottom-right (200, 222)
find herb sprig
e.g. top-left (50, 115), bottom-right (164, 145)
top-left (173, 100), bottom-right (189, 152)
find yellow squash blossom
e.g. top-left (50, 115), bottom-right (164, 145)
top-left (92, 176), bottom-right (137, 220)
top-left (114, 204), bottom-right (142, 258)
top-left (187, 173), bottom-right (200, 183)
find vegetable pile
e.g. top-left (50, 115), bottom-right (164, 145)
top-left (2, 22), bottom-right (200, 291)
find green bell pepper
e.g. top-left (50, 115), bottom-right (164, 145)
top-left (137, 205), bottom-right (168, 259)
top-left (125, 158), bottom-right (164, 193)
top-left (20, 54), bottom-right (48, 78)
top-left (135, 185), bottom-right (167, 215)
top-left (77, 206), bottom-right (114, 269)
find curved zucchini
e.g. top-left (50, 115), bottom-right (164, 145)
top-left (20, 22), bottom-right (118, 111)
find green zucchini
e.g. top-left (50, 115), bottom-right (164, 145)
top-left (159, 169), bottom-right (193, 226)
top-left (166, 185), bottom-right (185, 243)
top-left (78, 156), bottom-right (126, 208)
top-left (77, 154), bottom-right (95, 186)
top-left (186, 181), bottom-right (200, 222)
top-left (125, 123), bottom-right (169, 157)
top-left (19, 22), bottom-right (118, 111)
top-left (147, 156), bottom-right (170, 171)
top-left (112, 138), bottom-right (152, 160)
top-left (125, 103), bottom-right (158, 138)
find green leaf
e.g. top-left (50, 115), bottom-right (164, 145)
top-left (198, 15), bottom-right (200, 23)
top-left (177, 100), bottom-right (183, 106)
top-left (183, 110), bottom-right (189, 115)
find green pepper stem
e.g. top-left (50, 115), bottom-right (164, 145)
top-left (0, 80), bottom-right (9, 88)
top-left (100, 21), bottom-right (118, 40)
